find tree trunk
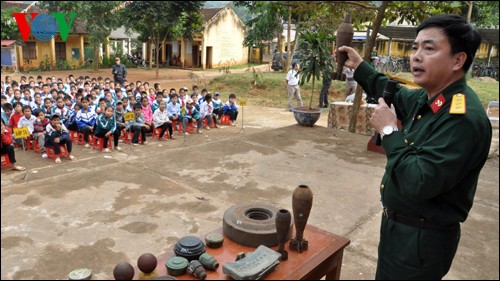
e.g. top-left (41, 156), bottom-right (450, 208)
top-left (149, 40), bottom-right (153, 70)
top-left (349, 1), bottom-right (388, 133)
top-left (277, 13), bottom-right (284, 72)
top-left (290, 14), bottom-right (301, 59)
top-left (285, 4), bottom-right (292, 73)
top-left (156, 38), bottom-right (160, 79)
top-left (93, 42), bottom-right (100, 71)
top-left (309, 74), bottom-right (315, 109)
top-left (466, 1), bottom-right (473, 23)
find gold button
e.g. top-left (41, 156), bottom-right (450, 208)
top-left (416, 115), bottom-right (422, 120)
top-left (404, 139), bottom-right (408, 144)
top-left (380, 184), bottom-right (385, 189)
top-left (410, 142), bottom-right (415, 146)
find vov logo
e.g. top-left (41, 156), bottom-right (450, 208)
top-left (13, 12), bottom-right (76, 42)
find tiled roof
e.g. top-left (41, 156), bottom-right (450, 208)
top-left (201, 8), bottom-right (223, 22)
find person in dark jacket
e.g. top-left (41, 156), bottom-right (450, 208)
top-left (45, 114), bottom-right (76, 164)
top-left (112, 57), bottom-right (127, 86)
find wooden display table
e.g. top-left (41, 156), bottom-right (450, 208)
top-left (133, 225), bottom-right (350, 280)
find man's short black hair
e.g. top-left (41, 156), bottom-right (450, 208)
top-left (416, 14), bottom-right (481, 73)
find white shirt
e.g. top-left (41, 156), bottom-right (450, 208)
top-left (152, 108), bottom-right (170, 128)
top-left (286, 69), bottom-right (300, 86)
top-left (199, 101), bottom-right (213, 118)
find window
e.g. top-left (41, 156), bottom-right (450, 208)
top-left (22, 42), bottom-right (37, 60)
top-left (55, 42), bottom-right (66, 60)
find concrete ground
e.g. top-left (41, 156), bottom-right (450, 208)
top-left (1, 104), bottom-right (498, 280)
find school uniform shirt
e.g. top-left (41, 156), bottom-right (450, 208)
top-left (30, 101), bottom-right (43, 112)
top-left (199, 101), bottom-right (214, 118)
top-left (222, 101), bottom-right (238, 114)
top-left (94, 114), bottom-right (117, 135)
top-left (213, 99), bottom-right (223, 110)
top-left (125, 113), bottom-right (145, 129)
top-left (167, 102), bottom-right (181, 118)
top-left (153, 108), bottom-right (170, 128)
top-left (45, 122), bottom-right (70, 143)
top-left (53, 106), bottom-right (70, 123)
top-left (75, 108), bottom-right (97, 130)
top-left (180, 106), bottom-right (200, 120)
top-left (18, 115), bottom-right (37, 134)
top-left (40, 104), bottom-right (56, 118)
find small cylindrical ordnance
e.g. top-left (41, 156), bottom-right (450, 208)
top-left (187, 260), bottom-right (207, 280)
top-left (334, 14), bottom-right (354, 80)
top-left (199, 253), bottom-right (219, 271)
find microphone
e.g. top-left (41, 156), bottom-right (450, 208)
top-left (375, 79), bottom-right (399, 146)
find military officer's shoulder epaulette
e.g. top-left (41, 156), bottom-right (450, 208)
top-left (449, 93), bottom-right (466, 115)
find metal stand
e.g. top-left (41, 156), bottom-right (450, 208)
top-left (21, 140), bottom-right (29, 182)
top-left (238, 106), bottom-right (245, 134)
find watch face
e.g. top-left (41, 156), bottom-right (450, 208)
top-left (382, 126), bottom-right (393, 135)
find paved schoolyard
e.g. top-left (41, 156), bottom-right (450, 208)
top-left (1, 105), bottom-right (498, 280)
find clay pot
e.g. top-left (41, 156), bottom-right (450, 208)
top-left (292, 107), bottom-right (321, 127)
top-left (275, 209), bottom-right (292, 260)
top-left (290, 185), bottom-right (313, 253)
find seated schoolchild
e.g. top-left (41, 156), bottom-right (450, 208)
top-left (199, 93), bottom-right (219, 130)
top-left (94, 105), bottom-right (121, 152)
top-left (45, 114), bottom-right (76, 164)
top-left (222, 93), bottom-right (238, 126)
top-left (153, 100), bottom-right (174, 140)
top-left (32, 109), bottom-right (50, 158)
top-left (125, 103), bottom-right (147, 145)
top-left (1, 119), bottom-right (25, 171)
top-left (180, 99), bottom-right (202, 135)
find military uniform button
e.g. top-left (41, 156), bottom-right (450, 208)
top-left (404, 139), bottom-right (408, 144)
top-left (380, 184), bottom-right (385, 189)
top-left (416, 115), bottom-right (422, 120)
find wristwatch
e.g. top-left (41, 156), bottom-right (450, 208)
top-left (380, 125), bottom-right (398, 140)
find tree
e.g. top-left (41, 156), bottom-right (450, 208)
top-left (41, 1), bottom-right (122, 71)
top-left (297, 27), bottom-right (336, 110)
top-left (122, 1), bottom-right (204, 79)
top-left (1, 3), bottom-right (20, 40)
top-left (460, 1), bottom-right (499, 27)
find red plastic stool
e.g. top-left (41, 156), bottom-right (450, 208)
top-left (179, 120), bottom-right (195, 133)
top-left (33, 140), bottom-right (41, 153)
top-left (45, 144), bottom-right (69, 159)
top-left (1, 154), bottom-right (12, 169)
top-left (69, 131), bottom-right (79, 142)
top-left (152, 127), bottom-right (170, 139)
top-left (23, 136), bottom-right (33, 150)
top-left (122, 130), bottom-right (142, 144)
top-left (78, 133), bottom-right (94, 145)
top-left (202, 118), bottom-right (216, 128)
top-left (220, 114), bottom-right (231, 125)
top-left (93, 136), bottom-right (113, 151)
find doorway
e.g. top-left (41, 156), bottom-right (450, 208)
top-left (206, 46), bottom-right (212, 69)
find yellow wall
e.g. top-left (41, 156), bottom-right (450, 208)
top-left (352, 40), bottom-right (498, 59)
top-left (203, 7), bottom-right (248, 68)
top-left (19, 34), bottom-right (85, 70)
top-left (60, 35), bottom-right (84, 66)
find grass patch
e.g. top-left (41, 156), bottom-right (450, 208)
top-left (208, 71), bottom-right (498, 108)
top-left (209, 71), bottom-right (347, 108)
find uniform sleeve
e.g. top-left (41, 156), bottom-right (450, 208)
top-left (382, 114), bottom-right (491, 202)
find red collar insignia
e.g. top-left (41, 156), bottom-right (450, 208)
top-left (430, 93), bottom-right (446, 113)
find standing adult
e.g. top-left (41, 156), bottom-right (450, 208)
top-left (285, 62), bottom-right (303, 111)
top-left (338, 14), bottom-right (491, 279)
top-left (112, 57), bottom-right (127, 86)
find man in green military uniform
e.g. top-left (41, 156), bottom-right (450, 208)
top-left (338, 14), bottom-right (492, 279)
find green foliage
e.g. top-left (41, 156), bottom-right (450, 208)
top-left (188, 71), bottom-right (208, 88)
top-left (101, 55), bottom-right (112, 68)
top-left (39, 55), bottom-right (52, 71)
top-left (245, 66), bottom-right (264, 87)
top-left (41, 1), bottom-right (123, 70)
top-left (217, 58), bottom-right (237, 75)
top-left (460, 1), bottom-right (499, 27)
top-left (297, 27), bottom-right (335, 109)
top-left (122, 1), bottom-right (205, 77)
top-left (55, 59), bottom-right (74, 70)
top-left (1, 5), bottom-right (20, 40)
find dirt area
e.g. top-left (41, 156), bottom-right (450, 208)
top-left (1, 68), bottom-right (499, 280)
